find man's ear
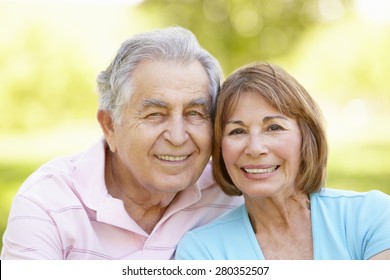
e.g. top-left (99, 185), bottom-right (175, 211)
top-left (97, 110), bottom-right (117, 153)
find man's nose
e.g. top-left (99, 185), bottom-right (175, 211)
top-left (163, 116), bottom-right (190, 146)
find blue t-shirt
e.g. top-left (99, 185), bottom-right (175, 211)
top-left (175, 188), bottom-right (390, 260)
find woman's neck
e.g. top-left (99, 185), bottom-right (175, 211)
top-left (245, 191), bottom-right (313, 259)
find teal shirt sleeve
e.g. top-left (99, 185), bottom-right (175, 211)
top-left (311, 189), bottom-right (390, 259)
top-left (358, 190), bottom-right (390, 259)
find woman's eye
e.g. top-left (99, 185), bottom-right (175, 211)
top-left (267, 124), bottom-right (284, 131)
top-left (228, 128), bottom-right (245, 135)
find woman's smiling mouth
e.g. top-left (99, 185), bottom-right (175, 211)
top-left (242, 165), bottom-right (279, 174)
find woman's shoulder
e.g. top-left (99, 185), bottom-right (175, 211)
top-left (311, 188), bottom-right (390, 211)
top-left (313, 187), bottom-right (389, 199)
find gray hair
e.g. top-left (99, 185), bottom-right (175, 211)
top-left (96, 26), bottom-right (222, 124)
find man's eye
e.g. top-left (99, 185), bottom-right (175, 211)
top-left (146, 112), bottom-right (164, 118)
top-left (187, 111), bottom-right (200, 116)
top-left (187, 110), bottom-right (208, 119)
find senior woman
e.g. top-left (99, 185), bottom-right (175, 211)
top-left (175, 62), bottom-right (390, 260)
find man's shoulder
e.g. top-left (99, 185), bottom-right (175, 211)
top-left (16, 139), bottom-right (104, 198)
top-left (18, 155), bottom-right (79, 194)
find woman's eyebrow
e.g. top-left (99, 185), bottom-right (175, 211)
top-left (263, 115), bottom-right (288, 122)
top-left (225, 115), bottom-right (288, 126)
top-left (225, 120), bottom-right (245, 126)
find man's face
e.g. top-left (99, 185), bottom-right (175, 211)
top-left (104, 60), bottom-right (212, 194)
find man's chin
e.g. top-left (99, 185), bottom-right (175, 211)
top-left (153, 176), bottom-right (196, 193)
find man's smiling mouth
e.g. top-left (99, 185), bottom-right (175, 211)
top-left (157, 155), bottom-right (189, 162)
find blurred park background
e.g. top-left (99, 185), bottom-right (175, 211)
top-left (1, 0), bottom-right (389, 249)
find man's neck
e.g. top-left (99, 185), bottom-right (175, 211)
top-left (104, 150), bottom-right (177, 234)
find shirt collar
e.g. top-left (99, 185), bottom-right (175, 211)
top-left (72, 137), bottom-right (109, 211)
top-left (71, 138), bottom-right (213, 233)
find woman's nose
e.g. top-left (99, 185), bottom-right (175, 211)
top-left (245, 133), bottom-right (269, 157)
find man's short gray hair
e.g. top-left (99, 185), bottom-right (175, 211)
top-left (96, 26), bottom-right (222, 124)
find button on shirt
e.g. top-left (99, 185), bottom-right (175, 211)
top-left (1, 139), bottom-right (242, 259)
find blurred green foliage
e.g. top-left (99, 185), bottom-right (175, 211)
top-left (0, 26), bottom-right (97, 132)
top-left (327, 141), bottom-right (390, 193)
top-left (139, 0), bottom-right (339, 74)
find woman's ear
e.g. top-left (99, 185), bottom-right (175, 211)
top-left (97, 110), bottom-right (117, 153)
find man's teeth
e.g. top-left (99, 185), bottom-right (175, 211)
top-left (244, 166), bottom-right (277, 174)
top-left (158, 155), bottom-right (188, 162)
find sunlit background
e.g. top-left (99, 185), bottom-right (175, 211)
top-left (1, 0), bottom-right (390, 248)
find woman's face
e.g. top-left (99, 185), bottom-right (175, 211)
top-left (221, 91), bottom-right (302, 199)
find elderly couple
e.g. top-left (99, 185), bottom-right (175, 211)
top-left (2, 27), bottom-right (390, 260)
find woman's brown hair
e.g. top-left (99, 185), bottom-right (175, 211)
top-left (212, 62), bottom-right (328, 196)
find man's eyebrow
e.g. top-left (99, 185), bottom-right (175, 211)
top-left (188, 97), bottom-right (211, 108)
top-left (142, 98), bottom-right (168, 108)
top-left (143, 98), bottom-right (210, 107)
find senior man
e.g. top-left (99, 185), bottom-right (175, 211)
top-left (1, 27), bottom-right (242, 259)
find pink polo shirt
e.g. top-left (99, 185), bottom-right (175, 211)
top-left (1, 139), bottom-right (242, 259)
